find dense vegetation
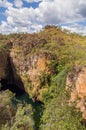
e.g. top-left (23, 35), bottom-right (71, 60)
top-left (0, 25), bottom-right (86, 129)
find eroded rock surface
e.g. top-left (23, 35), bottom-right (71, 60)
top-left (10, 48), bottom-right (54, 101)
top-left (0, 34), bottom-right (55, 101)
top-left (66, 66), bottom-right (86, 119)
top-left (0, 50), bottom-right (9, 79)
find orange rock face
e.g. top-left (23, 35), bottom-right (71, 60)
top-left (76, 68), bottom-right (86, 99)
top-left (0, 33), bottom-right (55, 101)
top-left (66, 66), bottom-right (86, 119)
top-left (10, 44), bottom-right (53, 101)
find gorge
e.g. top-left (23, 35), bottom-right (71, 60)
top-left (0, 26), bottom-right (86, 130)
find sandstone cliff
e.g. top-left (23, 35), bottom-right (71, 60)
top-left (1, 26), bottom-right (86, 129)
top-left (0, 26), bottom-right (86, 117)
top-left (0, 31), bottom-right (57, 101)
top-left (66, 66), bottom-right (86, 120)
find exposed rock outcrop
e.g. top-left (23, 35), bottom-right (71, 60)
top-left (0, 33), bottom-right (56, 101)
top-left (0, 50), bottom-right (9, 79)
top-left (66, 66), bottom-right (86, 119)
top-left (10, 47), bottom-right (54, 101)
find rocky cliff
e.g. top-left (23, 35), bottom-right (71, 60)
top-left (1, 26), bottom-right (86, 125)
top-left (0, 31), bottom-right (56, 101)
top-left (66, 66), bottom-right (86, 120)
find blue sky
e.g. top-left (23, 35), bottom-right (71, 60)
top-left (23, 1), bottom-right (41, 8)
top-left (0, 0), bottom-right (86, 34)
top-left (0, 7), bottom-right (6, 23)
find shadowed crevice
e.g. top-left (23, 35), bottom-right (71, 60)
top-left (0, 54), bottom-right (25, 96)
top-left (0, 79), bottom-right (25, 96)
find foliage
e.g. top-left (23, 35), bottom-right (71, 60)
top-left (0, 90), bottom-right (15, 128)
top-left (40, 98), bottom-right (85, 130)
top-left (39, 71), bottom-right (51, 87)
top-left (0, 90), bottom-right (35, 130)
top-left (42, 65), bottom-right (69, 103)
top-left (9, 104), bottom-right (34, 130)
top-left (49, 59), bottom-right (58, 73)
top-left (40, 66), bottom-right (85, 130)
top-left (0, 26), bottom-right (86, 130)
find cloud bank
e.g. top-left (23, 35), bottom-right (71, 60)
top-left (0, 0), bottom-right (86, 34)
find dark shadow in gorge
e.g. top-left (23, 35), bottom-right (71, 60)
top-left (0, 54), bottom-right (44, 130)
top-left (0, 54), bottom-right (25, 96)
top-left (0, 79), bottom-right (25, 96)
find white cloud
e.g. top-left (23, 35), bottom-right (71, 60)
top-left (37, 0), bottom-right (83, 24)
top-left (0, 0), bottom-right (86, 34)
top-left (5, 6), bottom-right (37, 26)
top-left (62, 23), bottom-right (86, 35)
top-left (0, 21), bottom-right (12, 34)
top-left (14, 0), bottom-right (23, 8)
top-left (0, 0), bottom-right (13, 8)
top-left (0, 6), bottom-right (43, 34)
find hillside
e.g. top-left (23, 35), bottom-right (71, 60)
top-left (0, 25), bottom-right (86, 129)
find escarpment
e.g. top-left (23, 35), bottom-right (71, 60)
top-left (1, 26), bottom-right (86, 129)
top-left (66, 66), bottom-right (86, 122)
top-left (1, 27), bottom-right (86, 129)
top-left (10, 46), bottom-right (55, 101)
top-left (0, 33), bottom-right (56, 101)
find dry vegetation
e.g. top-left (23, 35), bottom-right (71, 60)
top-left (0, 25), bottom-right (86, 130)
